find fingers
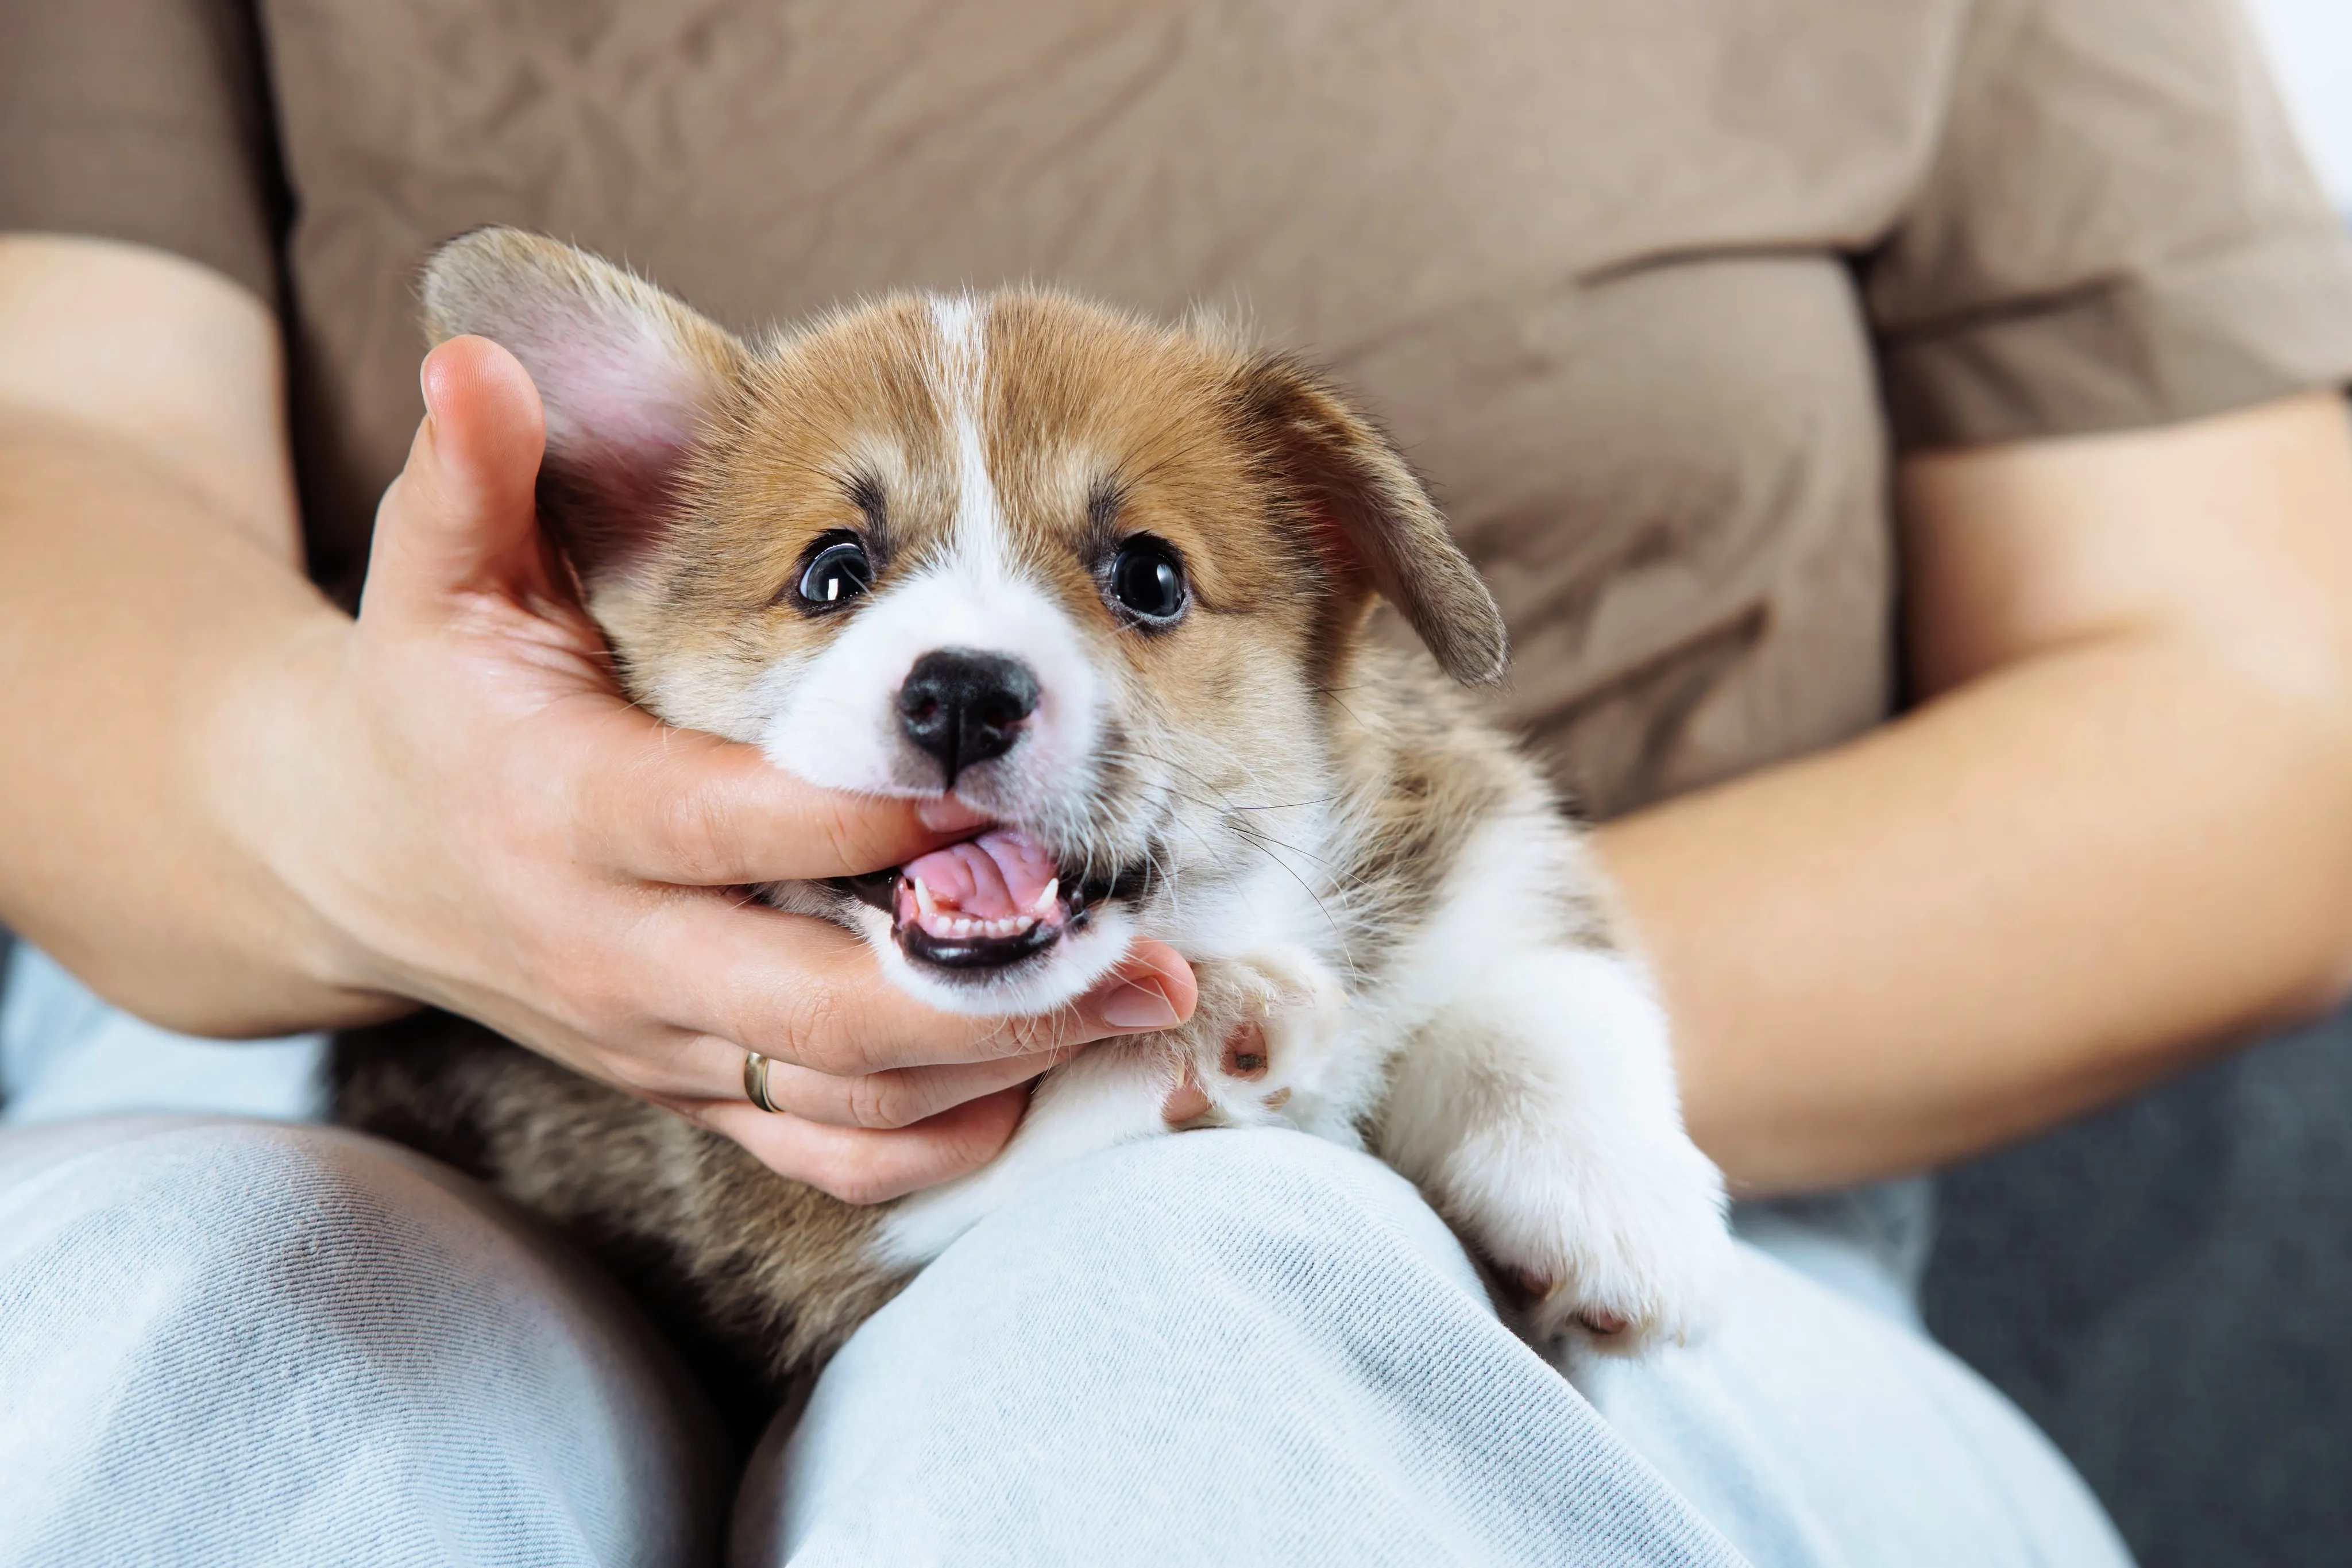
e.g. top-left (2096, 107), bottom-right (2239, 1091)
top-left (693, 1086), bottom-right (1028, 1204)
top-left (570, 706), bottom-right (992, 886)
top-left (574, 1026), bottom-right (755, 1104)
top-left (557, 917), bottom-right (1195, 1203)
top-left (643, 897), bottom-right (1198, 1073)
top-left (365, 336), bottom-right (551, 619)
top-left (592, 936), bottom-right (1188, 1114)
top-left (737, 1046), bottom-right (1073, 1130)
top-left (698, 947), bottom-right (1192, 1197)
top-left (1092, 941), bottom-right (1197, 1030)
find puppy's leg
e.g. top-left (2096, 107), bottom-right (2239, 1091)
top-left (874, 954), bottom-right (1353, 1266)
top-left (1162, 947), bottom-right (1367, 1138)
top-left (1375, 828), bottom-right (1733, 1352)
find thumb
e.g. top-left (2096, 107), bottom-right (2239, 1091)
top-left (364, 335), bottom-right (550, 617)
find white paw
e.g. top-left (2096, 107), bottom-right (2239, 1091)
top-left (1446, 1119), bottom-right (1733, 1355)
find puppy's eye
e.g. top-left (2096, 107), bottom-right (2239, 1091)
top-left (1109, 537), bottom-right (1187, 624)
top-left (796, 538), bottom-right (873, 611)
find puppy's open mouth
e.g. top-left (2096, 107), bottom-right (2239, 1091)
top-left (831, 828), bottom-right (1140, 972)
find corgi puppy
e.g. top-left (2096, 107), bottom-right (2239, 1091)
top-left (335, 228), bottom-right (1732, 1415)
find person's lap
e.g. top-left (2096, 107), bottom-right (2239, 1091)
top-left (764, 1130), bottom-right (2126, 1568)
top-left (0, 947), bottom-right (2133, 1566)
top-left (0, 1115), bottom-right (725, 1568)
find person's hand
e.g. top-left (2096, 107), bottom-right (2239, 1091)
top-left (226, 336), bottom-right (1196, 1204)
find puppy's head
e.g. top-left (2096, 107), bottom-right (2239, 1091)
top-left (422, 229), bottom-right (1505, 1013)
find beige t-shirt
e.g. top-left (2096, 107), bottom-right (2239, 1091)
top-left (8, 0), bottom-right (2352, 817)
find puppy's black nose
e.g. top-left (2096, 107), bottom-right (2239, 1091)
top-left (897, 648), bottom-right (1040, 787)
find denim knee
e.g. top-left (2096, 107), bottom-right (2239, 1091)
top-left (0, 1117), bottom-right (716, 1568)
top-left (773, 1132), bottom-right (1592, 1568)
top-left (5, 1119), bottom-right (534, 1350)
top-left (984, 1127), bottom-right (1493, 1313)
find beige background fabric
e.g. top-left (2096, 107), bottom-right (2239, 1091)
top-left (7, 0), bottom-right (2352, 817)
top-left (0, 0), bottom-right (284, 308)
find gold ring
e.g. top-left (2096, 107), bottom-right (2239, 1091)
top-left (743, 1050), bottom-right (783, 1114)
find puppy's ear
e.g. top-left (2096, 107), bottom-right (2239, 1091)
top-left (1235, 356), bottom-right (1507, 686)
top-left (419, 227), bottom-right (747, 584)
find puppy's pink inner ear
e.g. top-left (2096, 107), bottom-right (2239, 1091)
top-left (420, 231), bottom-right (746, 585)
top-left (527, 321), bottom-right (729, 579)
top-left (538, 324), bottom-right (710, 461)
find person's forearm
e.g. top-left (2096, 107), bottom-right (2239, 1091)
top-left (0, 410), bottom-right (374, 1033)
top-left (1597, 632), bottom-right (2352, 1196)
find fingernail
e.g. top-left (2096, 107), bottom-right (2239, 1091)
top-left (917, 795), bottom-right (993, 833)
top-left (1098, 979), bottom-right (1181, 1030)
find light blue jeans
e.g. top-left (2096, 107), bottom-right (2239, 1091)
top-left (0, 945), bottom-right (2131, 1566)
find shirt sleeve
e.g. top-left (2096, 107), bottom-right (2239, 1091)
top-left (0, 0), bottom-right (284, 306)
top-left (1867, 0), bottom-right (2352, 450)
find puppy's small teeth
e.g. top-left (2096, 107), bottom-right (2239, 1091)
top-left (1029, 878), bottom-right (1060, 918)
top-left (907, 899), bottom-right (1050, 943)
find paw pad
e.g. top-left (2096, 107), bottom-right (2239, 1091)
top-left (1220, 1021), bottom-right (1269, 1080)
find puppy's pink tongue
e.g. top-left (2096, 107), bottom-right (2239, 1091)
top-left (899, 829), bottom-right (1061, 925)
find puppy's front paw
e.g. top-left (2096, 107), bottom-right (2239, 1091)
top-left (1451, 1122), bottom-right (1733, 1355)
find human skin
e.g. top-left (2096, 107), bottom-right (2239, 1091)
top-left (1602, 389), bottom-right (2352, 1192)
top-left (7, 234), bottom-right (2352, 1199)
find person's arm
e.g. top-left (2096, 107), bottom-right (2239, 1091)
top-left (0, 236), bottom-right (327, 1019)
top-left (1597, 391), bottom-right (2352, 1195)
top-left (0, 234), bottom-right (1192, 1203)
